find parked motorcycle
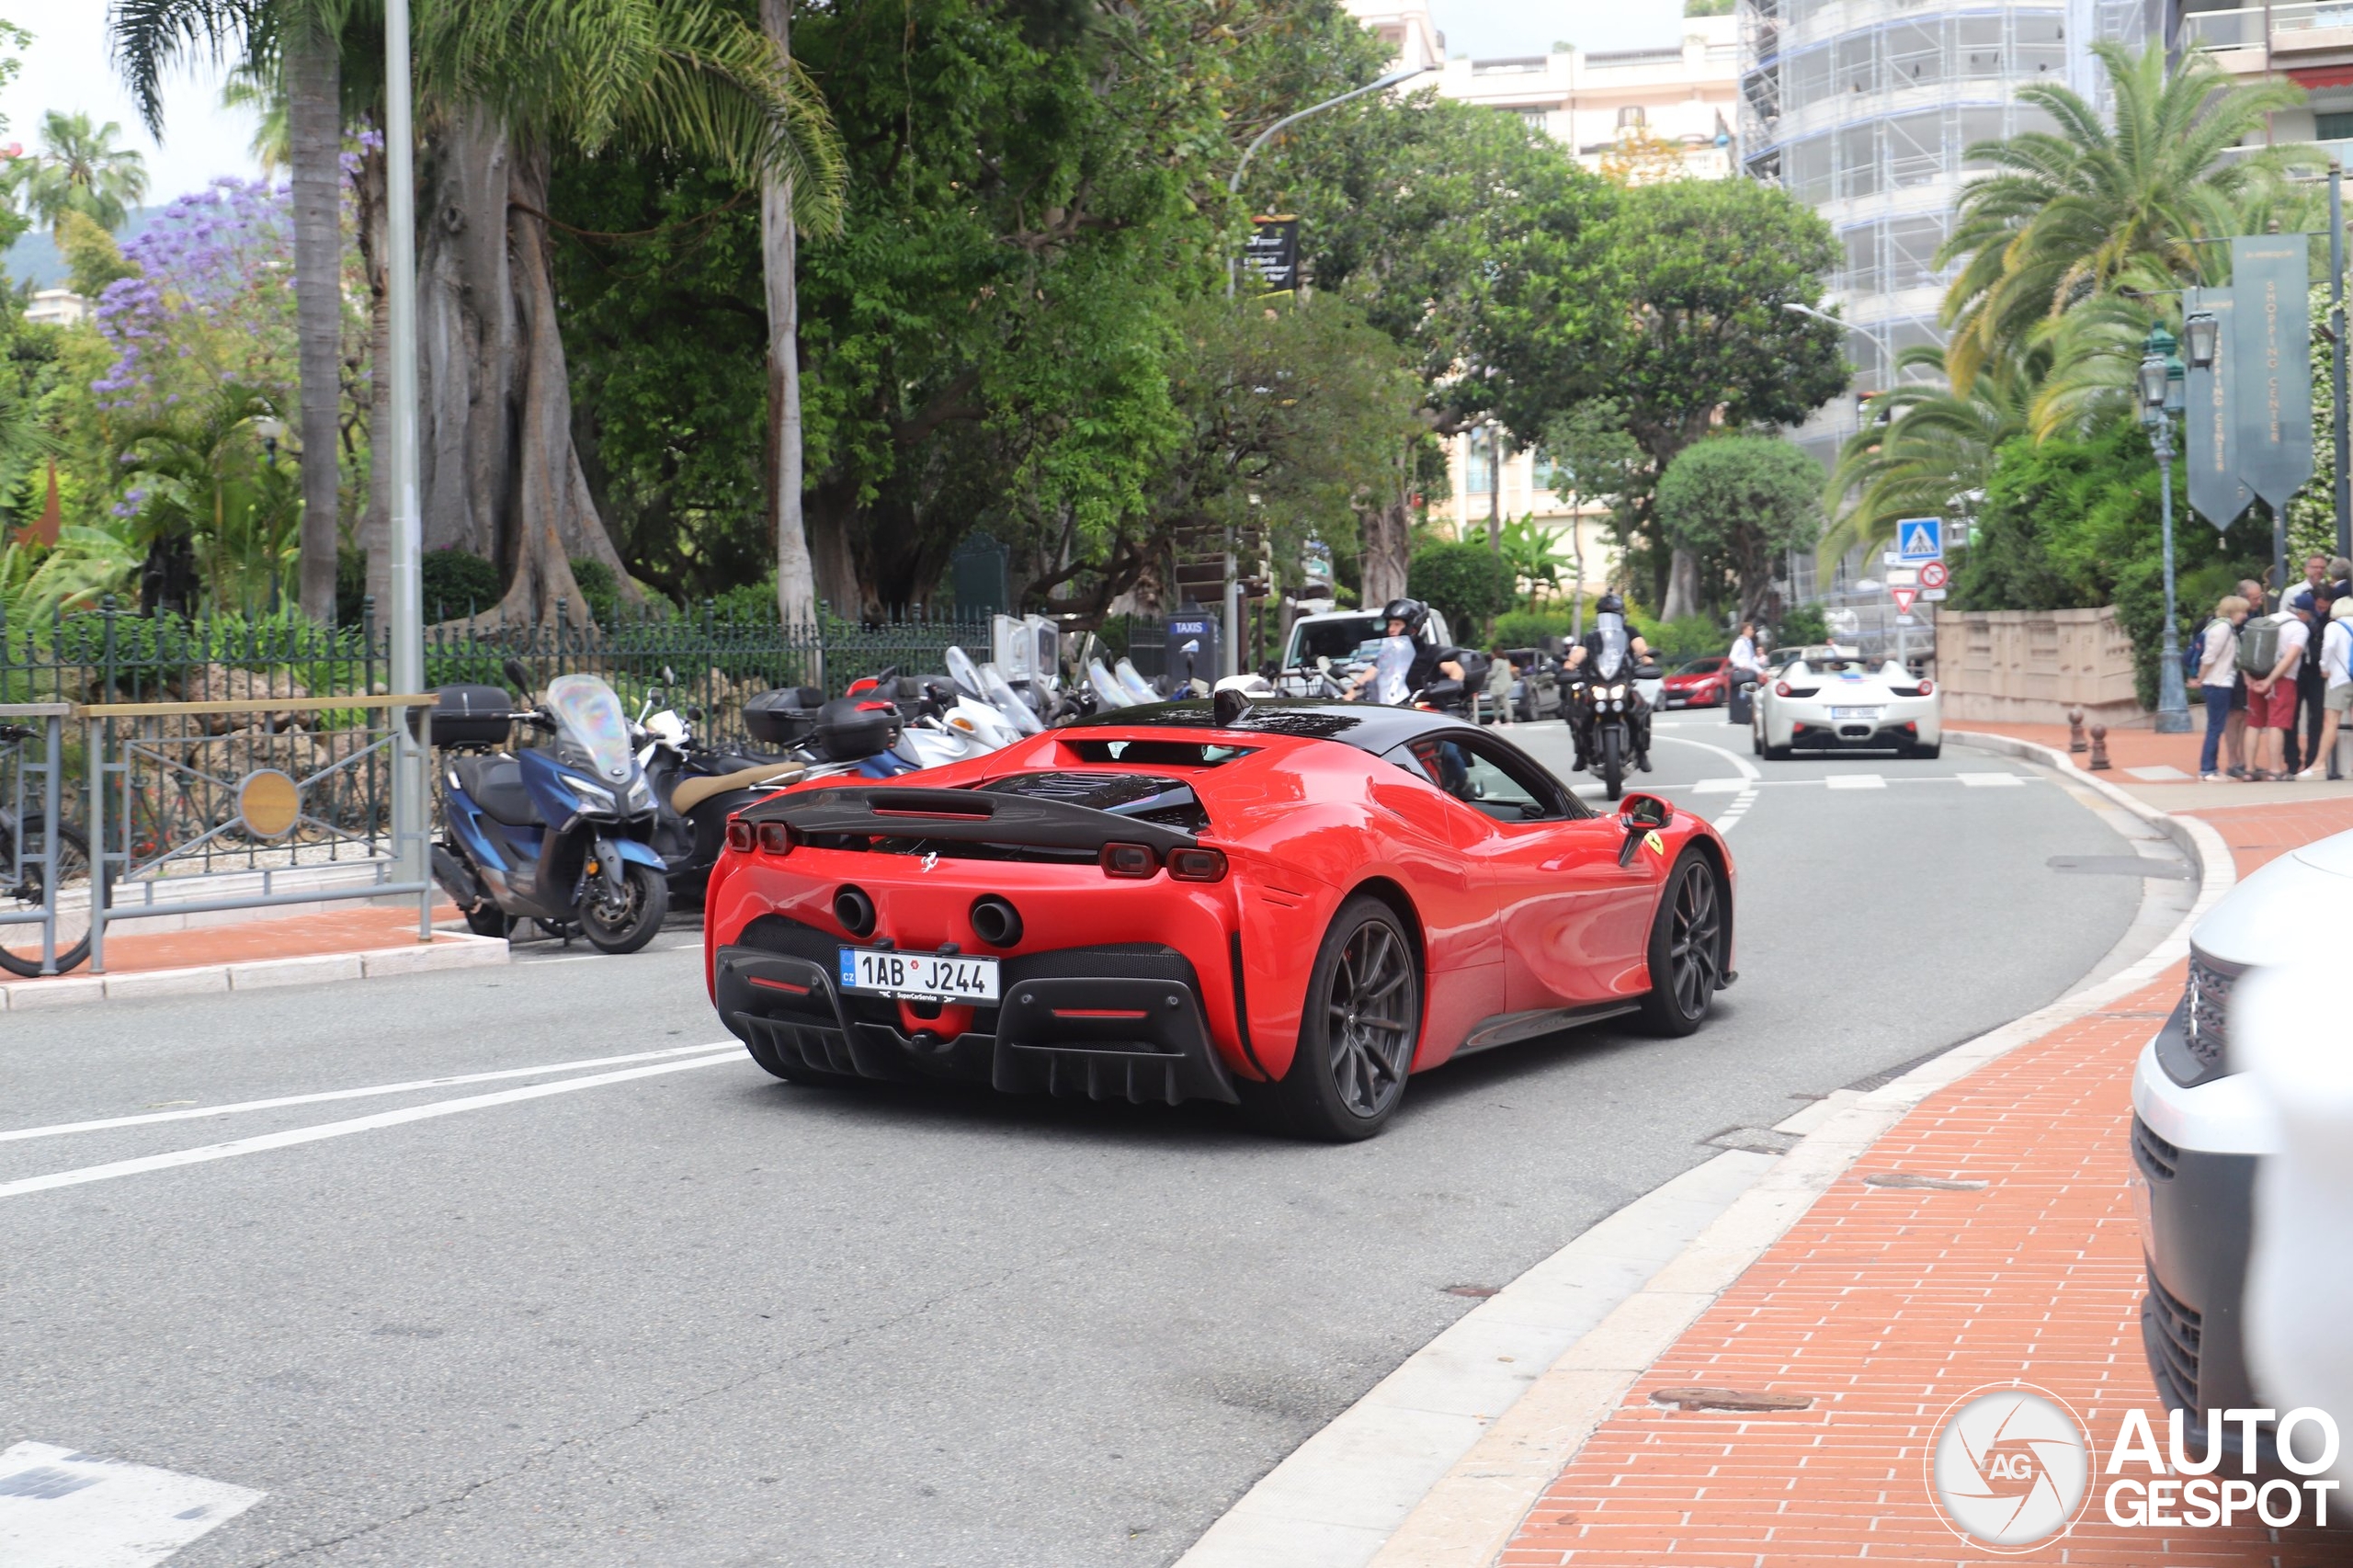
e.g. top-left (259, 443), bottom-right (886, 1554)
top-left (635, 672), bottom-right (805, 905)
top-left (428, 660), bottom-right (670, 951)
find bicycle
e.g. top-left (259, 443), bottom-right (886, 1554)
top-left (0, 722), bottom-right (95, 977)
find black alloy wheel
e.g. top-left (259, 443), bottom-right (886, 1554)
top-left (1261, 896), bottom-right (1424, 1142)
top-left (1637, 851), bottom-right (1726, 1037)
top-left (578, 860), bottom-right (669, 954)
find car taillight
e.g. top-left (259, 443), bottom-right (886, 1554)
top-left (1165, 846), bottom-right (1227, 882)
top-left (1099, 842), bottom-right (1158, 879)
top-left (1917, 678), bottom-right (1934, 697)
top-left (725, 819), bottom-right (755, 853)
top-left (756, 821), bottom-right (793, 856)
top-left (1774, 681), bottom-right (1791, 698)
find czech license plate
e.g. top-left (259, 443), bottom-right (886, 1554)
top-left (1831, 706), bottom-right (1883, 720)
top-left (837, 947), bottom-right (1000, 1002)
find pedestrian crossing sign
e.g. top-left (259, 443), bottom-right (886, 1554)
top-left (1896, 518), bottom-right (1943, 562)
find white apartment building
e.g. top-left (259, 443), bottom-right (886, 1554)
top-left (1347, 0), bottom-right (1743, 604)
top-left (2176, 0), bottom-right (2353, 146)
top-left (25, 289), bottom-right (90, 328)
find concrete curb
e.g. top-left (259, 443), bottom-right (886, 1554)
top-left (0, 933), bottom-right (508, 1011)
top-left (1346, 731), bottom-right (2234, 1568)
top-left (1176, 733), bottom-right (2234, 1568)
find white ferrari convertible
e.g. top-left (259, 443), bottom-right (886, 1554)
top-left (1752, 650), bottom-right (1940, 760)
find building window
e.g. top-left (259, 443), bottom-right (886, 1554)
top-left (1531, 449), bottom-right (1560, 494)
top-left (2320, 110), bottom-right (2353, 140)
top-left (1617, 105), bottom-right (1647, 130)
top-left (1465, 428), bottom-right (1497, 494)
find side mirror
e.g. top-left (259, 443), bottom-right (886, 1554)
top-left (501, 657), bottom-right (533, 696)
top-left (1617, 793), bottom-right (1672, 865)
top-left (685, 705), bottom-right (704, 722)
top-left (663, 665), bottom-right (678, 685)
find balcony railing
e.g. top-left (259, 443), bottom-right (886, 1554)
top-left (2177, 2), bottom-right (2353, 52)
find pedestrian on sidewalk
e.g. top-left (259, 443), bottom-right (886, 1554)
top-left (2296, 597), bottom-right (2353, 780)
top-left (2247, 598), bottom-right (2314, 780)
top-left (2197, 595), bottom-right (2248, 781)
top-left (2288, 556), bottom-right (2333, 773)
top-left (2230, 579), bottom-right (2268, 777)
top-left (1484, 648), bottom-right (1517, 725)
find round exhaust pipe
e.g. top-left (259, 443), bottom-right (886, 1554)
top-left (833, 885), bottom-right (877, 937)
top-left (969, 894), bottom-right (1022, 949)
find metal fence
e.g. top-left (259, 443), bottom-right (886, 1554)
top-left (0, 599), bottom-right (997, 973)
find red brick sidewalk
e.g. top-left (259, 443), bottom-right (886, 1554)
top-left (1498, 799), bottom-right (2351, 1567)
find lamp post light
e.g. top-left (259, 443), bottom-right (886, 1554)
top-left (2140, 324), bottom-right (2193, 735)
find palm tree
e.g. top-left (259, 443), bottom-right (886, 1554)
top-left (1823, 344), bottom-right (2035, 564)
top-left (1938, 41), bottom-right (2298, 397)
top-left (17, 111), bottom-right (150, 233)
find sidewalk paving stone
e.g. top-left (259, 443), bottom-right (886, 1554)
top-left (1495, 796), bottom-right (2353, 1566)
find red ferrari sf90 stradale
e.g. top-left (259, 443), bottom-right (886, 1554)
top-left (704, 698), bottom-right (1734, 1140)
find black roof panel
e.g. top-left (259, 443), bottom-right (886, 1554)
top-left (1064, 699), bottom-right (1474, 756)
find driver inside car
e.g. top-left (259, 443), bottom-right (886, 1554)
top-left (1563, 592), bottom-right (1654, 774)
top-left (1344, 597), bottom-right (1466, 706)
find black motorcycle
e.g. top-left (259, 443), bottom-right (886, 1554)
top-left (634, 672), bottom-right (806, 905)
top-left (1567, 658), bottom-right (1661, 802)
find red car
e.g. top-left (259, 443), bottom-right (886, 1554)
top-left (704, 699), bottom-right (1735, 1140)
top-left (1660, 656), bottom-right (1730, 709)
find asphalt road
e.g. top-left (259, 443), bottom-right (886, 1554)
top-left (0, 717), bottom-right (2160, 1567)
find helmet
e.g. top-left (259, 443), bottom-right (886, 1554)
top-left (1381, 597), bottom-right (1428, 636)
top-left (1595, 592), bottom-right (1626, 617)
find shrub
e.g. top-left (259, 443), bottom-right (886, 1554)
top-left (423, 550), bottom-right (502, 620)
top-left (1407, 541), bottom-right (1516, 640)
top-left (1776, 603), bottom-right (1828, 648)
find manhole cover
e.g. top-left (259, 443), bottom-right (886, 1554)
top-left (1862, 1172), bottom-right (1988, 1191)
top-left (1650, 1386), bottom-right (1814, 1413)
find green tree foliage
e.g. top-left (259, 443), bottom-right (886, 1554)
top-left (11, 110), bottom-right (150, 233)
top-left (1775, 602), bottom-right (1827, 647)
top-left (1938, 41), bottom-right (2298, 428)
top-left (1654, 435), bottom-right (1824, 621)
top-left (1952, 422), bottom-right (2269, 703)
top-left (55, 210), bottom-right (139, 299)
top-left (1482, 176), bottom-right (1846, 611)
top-left (1824, 343), bottom-right (2032, 563)
top-left (1407, 540), bottom-right (1515, 638)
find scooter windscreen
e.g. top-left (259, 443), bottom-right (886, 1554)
top-left (1087, 658), bottom-right (1131, 708)
top-left (945, 645), bottom-right (987, 699)
top-left (948, 696), bottom-right (1019, 749)
top-left (979, 661), bottom-right (1045, 734)
top-left (545, 675), bottom-right (637, 783)
top-left (1113, 658), bottom-right (1159, 705)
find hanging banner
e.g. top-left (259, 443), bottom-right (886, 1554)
top-left (2229, 235), bottom-right (2314, 510)
top-left (1244, 216), bottom-right (1301, 294)
top-left (2184, 285), bottom-right (2250, 533)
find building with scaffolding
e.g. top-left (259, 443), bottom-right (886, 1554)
top-left (1739, 0), bottom-right (2154, 603)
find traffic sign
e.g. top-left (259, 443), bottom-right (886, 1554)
top-left (1918, 560), bottom-right (1949, 590)
top-left (1921, 586), bottom-right (1949, 601)
top-left (1896, 518), bottom-right (1943, 562)
top-left (1885, 566), bottom-right (1918, 587)
top-left (1891, 585), bottom-right (1919, 615)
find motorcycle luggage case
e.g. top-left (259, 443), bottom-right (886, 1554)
top-left (743, 686), bottom-right (825, 745)
top-left (428, 684), bottom-right (515, 748)
top-left (1727, 676), bottom-right (1755, 726)
top-left (813, 697), bottom-right (902, 762)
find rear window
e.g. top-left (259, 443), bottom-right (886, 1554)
top-left (1061, 739), bottom-right (1257, 767)
top-left (1287, 616), bottom-right (1382, 665)
top-left (980, 771), bottom-right (1211, 835)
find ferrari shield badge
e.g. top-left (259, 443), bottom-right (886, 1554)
top-left (1643, 830), bottom-right (1665, 858)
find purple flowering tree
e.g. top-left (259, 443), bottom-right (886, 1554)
top-left (90, 177), bottom-right (299, 421)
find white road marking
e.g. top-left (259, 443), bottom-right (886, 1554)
top-left (0, 1441), bottom-right (264, 1567)
top-left (2126, 764), bottom-right (2193, 781)
top-left (0, 1042), bottom-right (737, 1145)
top-left (0, 1052), bottom-right (741, 1202)
top-left (1652, 733), bottom-right (1760, 834)
top-left (1690, 777), bottom-right (1746, 794)
top-left (1957, 771), bottom-right (2029, 787)
top-left (1824, 773), bottom-right (1886, 790)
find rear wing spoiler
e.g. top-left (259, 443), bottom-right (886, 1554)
top-left (740, 785), bottom-right (1199, 854)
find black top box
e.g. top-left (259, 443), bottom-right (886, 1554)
top-left (429, 684), bottom-right (516, 748)
top-left (743, 687), bottom-right (826, 746)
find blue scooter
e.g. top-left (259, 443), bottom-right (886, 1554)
top-left (427, 660), bottom-right (670, 952)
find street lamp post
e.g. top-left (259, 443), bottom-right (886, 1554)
top-left (384, 0), bottom-right (427, 909)
top-left (1220, 62), bottom-right (1431, 674)
top-left (2139, 325), bottom-right (2192, 735)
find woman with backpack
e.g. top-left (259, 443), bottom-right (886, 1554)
top-left (2197, 596), bottom-right (2249, 782)
top-left (2295, 597), bottom-right (2353, 780)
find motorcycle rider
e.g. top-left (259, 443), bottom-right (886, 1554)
top-left (1345, 597), bottom-right (1466, 706)
top-left (1563, 592), bottom-right (1654, 773)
